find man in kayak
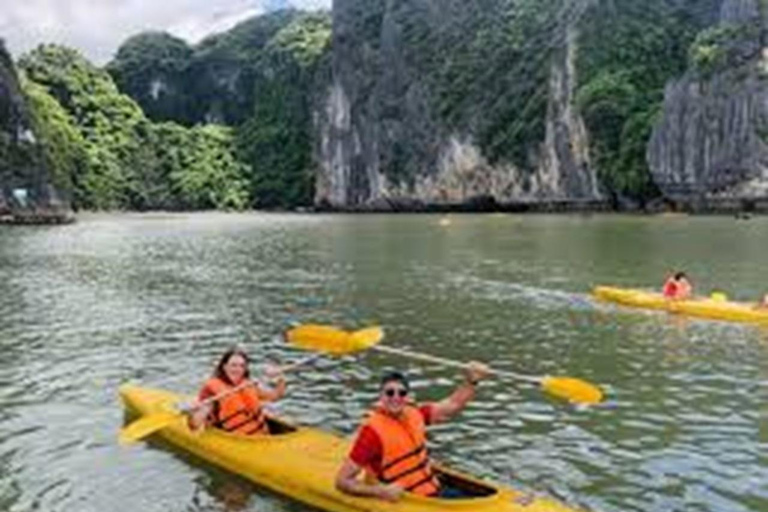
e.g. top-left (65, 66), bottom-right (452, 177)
top-left (663, 272), bottom-right (693, 299)
top-left (188, 347), bottom-right (286, 435)
top-left (335, 363), bottom-right (489, 502)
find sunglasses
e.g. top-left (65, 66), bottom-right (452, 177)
top-left (384, 388), bottom-right (408, 398)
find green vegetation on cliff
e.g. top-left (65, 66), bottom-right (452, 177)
top-left (108, 10), bottom-right (303, 126)
top-left (22, 77), bottom-right (87, 200)
top-left (364, 0), bottom-right (561, 173)
top-left (106, 32), bottom-right (193, 123)
top-left (19, 11), bottom-right (331, 211)
top-left (20, 44), bottom-right (250, 210)
top-left (151, 123), bottom-right (249, 210)
top-left (12, 3), bottom-right (744, 211)
top-left (576, 0), bottom-right (710, 202)
top-left (20, 45), bottom-right (149, 209)
top-left (106, 11), bottom-right (330, 208)
top-left (434, 0), bottom-right (562, 170)
top-left (688, 20), bottom-right (762, 77)
top-left (236, 13), bottom-right (330, 208)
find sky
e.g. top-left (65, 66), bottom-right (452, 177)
top-left (0, 0), bottom-right (330, 64)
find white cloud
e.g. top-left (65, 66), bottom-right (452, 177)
top-left (0, 0), bottom-right (330, 65)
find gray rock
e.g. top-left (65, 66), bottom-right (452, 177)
top-left (0, 39), bottom-right (71, 222)
top-left (719, 0), bottom-right (760, 24)
top-left (648, 0), bottom-right (768, 204)
top-left (314, 0), bottom-right (601, 209)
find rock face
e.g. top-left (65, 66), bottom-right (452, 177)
top-left (537, 6), bottom-right (600, 203)
top-left (108, 11), bottom-right (303, 126)
top-left (106, 32), bottom-right (195, 124)
top-left (0, 40), bottom-right (70, 222)
top-left (314, 0), bottom-right (601, 209)
top-left (648, 0), bottom-right (768, 206)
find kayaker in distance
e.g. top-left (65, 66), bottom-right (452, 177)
top-left (335, 363), bottom-right (490, 502)
top-left (187, 347), bottom-right (286, 434)
top-left (662, 272), bottom-right (693, 300)
top-left (754, 293), bottom-right (768, 310)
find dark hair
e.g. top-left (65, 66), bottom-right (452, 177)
top-left (380, 371), bottom-right (410, 392)
top-left (214, 347), bottom-right (251, 385)
top-left (674, 272), bottom-right (687, 280)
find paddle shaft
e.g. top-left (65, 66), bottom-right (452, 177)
top-left (370, 345), bottom-right (541, 384)
top-left (282, 325), bottom-right (603, 404)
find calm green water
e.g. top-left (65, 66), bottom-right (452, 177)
top-left (0, 213), bottom-right (766, 512)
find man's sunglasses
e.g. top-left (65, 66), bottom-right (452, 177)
top-left (384, 388), bottom-right (408, 398)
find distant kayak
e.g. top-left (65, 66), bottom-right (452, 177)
top-left (593, 286), bottom-right (768, 324)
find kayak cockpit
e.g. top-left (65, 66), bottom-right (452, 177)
top-left (265, 416), bottom-right (298, 435)
top-left (431, 466), bottom-right (498, 498)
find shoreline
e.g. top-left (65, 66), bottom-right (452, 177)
top-left (313, 196), bottom-right (768, 215)
top-left (0, 210), bottom-right (76, 225)
top-left (3, 196), bottom-right (768, 225)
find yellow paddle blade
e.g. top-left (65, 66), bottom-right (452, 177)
top-left (284, 324), bottom-right (383, 355)
top-left (119, 410), bottom-right (181, 445)
top-left (541, 376), bottom-right (604, 405)
top-left (710, 291), bottom-right (728, 302)
top-left (349, 326), bottom-right (385, 351)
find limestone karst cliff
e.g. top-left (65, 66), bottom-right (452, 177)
top-left (314, 0), bottom-right (601, 209)
top-left (0, 40), bottom-right (70, 222)
top-left (648, 0), bottom-right (768, 210)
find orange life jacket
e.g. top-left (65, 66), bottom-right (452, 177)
top-left (204, 377), bottom-right (268, 435)
top-left (363, 406), bottom-right (440, 496)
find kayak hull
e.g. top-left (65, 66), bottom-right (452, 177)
top-left (120, 385), bottom-right (583, 512)
top-left (593, 286), bottom-right (768, 324)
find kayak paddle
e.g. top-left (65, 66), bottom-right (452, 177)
top-left (284, 324), bottom-right (604, 405)
top-left (118, 354), bottom-right (321, 445)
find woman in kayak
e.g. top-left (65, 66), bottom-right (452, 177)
top-left (335, 364), bottom-right (489, 502)
top-left (663, 272), bottom-right (693, 299)
top-left (188, 347), bottom-right (286, 435)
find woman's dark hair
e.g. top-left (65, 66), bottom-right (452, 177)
top-left (380, 371), bottom-right (410, 392)
top-left (674, 272), bottom-right (687, 280)
top-left (214, 347), bottom-right (251, 384)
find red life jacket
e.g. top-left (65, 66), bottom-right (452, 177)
top-left (362, 406), bottom-right (440, 496)
top-left (203, 377), bottom-right (268, 435)
top-left (663, 279), bottom-right (678, 298)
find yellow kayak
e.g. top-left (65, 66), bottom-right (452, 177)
top-left (593, 286), bottom-right (768, 324)
top-left (120, 385), bottom-right (583, 512)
